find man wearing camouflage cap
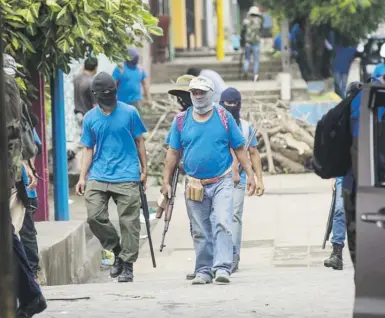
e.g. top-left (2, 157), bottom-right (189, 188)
top-left (3, 53), bottom-right (47, 317)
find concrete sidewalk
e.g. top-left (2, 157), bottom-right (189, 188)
top-left (39, 173), bottom-right (355, 317)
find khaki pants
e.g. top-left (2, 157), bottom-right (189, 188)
top-left (10, 188), bottom-right (26, 237)
top-left (85, 180), bottom-right (141, 263)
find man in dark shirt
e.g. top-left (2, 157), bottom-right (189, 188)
top-left (73, 57), bottom-right (98, 126)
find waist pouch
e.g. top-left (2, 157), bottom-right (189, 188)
top-left (186, 168), bottom-right (232, 201)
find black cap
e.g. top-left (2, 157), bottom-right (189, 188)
top-left (92, 72), bottom-right (116, 93)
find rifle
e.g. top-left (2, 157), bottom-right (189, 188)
top-left (322, 188), bottom-right (336, 249)
top-left (238, 126), bottom-right (258, 176)
top-left (139, 182), bottom-right (156, 268)
top-left (160, 167), bottom-right (180, 252)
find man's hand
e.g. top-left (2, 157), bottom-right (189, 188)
top-left (246, 175), bottom-right (256, 196)
top-left (255, 177), bottom-right (265, 196)
top-left (233, 171), bottom-right (240, 186)
top-left (141, 170), bottom-right (148, 191)
top-left (26, 166), bottom-right (37, 190)
top-left (76, 178), bottom-right (86, 196)
top-left (160, 181), bottom-right (172, 199)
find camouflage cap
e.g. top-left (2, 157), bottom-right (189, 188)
top-left (3, 54), bottom-right (25, 77)
top-left (168, 74), bottom-right (195, 96)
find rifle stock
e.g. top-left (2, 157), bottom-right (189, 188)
top-left (160, 167), bottom-right (179, 252)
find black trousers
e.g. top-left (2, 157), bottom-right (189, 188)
top-left (19, 198), bottom-right (40, 275)
top-left (13, 225), bottom-right (41, 305)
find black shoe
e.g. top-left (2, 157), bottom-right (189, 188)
top-left (118, 262), bottom-right (134, 283)
top-left (16, 294), bottom-right (47, 318)
top-left (324, 244), bottom-right (343, 270)
top-left (186, 272), bottom-right (196, 280)
top-left (110, 256), bottom-right (123, 278)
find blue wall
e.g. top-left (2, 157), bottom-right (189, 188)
top-left (290, 101), bottom-right (338, 125)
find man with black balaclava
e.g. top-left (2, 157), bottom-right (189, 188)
top-left (219, 87), bottom-right (265, 273)
top-left (76, 72), bottom-right (148, 283)
top-left (112, 48), bottom-right (151, 111)
top-left (161, 76), bottom-right (256, 285)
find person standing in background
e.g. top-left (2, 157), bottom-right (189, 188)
top-left (241, 6), bottom-right (264, 81)
top-left (73, 56), bottom-right (98, 127)
top-left (112, 48), bottom-right (151, 111)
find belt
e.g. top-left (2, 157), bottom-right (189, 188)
top-left (199, 167), bottom-right (232, 186)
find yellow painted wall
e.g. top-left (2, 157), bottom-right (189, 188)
top-left (171, 0), bottom-right (187, 49)
top-left (194, 0), bottom-right (203, 48)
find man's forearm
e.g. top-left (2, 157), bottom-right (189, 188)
top-left (230, 149), bottom-right (239, 174)
top-left (234, 146), bottom-right (253, 178)
top-left (163, 149), bottom-right (179, 184)
top-left (249, 149), bottom-right (263, 182)
top-left (135, 137), bottom-right (147, 173)
top-left (80, 147), bottom-right (93, 180)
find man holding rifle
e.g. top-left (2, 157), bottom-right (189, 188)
top-left (162, 76), bottom-right (256, 285)
top-left (76, 72), bottom-right (148, 283)
top-left (219, 87), bottom-right (265, 273)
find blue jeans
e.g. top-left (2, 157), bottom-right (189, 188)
top-left (331, 178), bottom-right (346, 246)
top-left (232, 184), bottom-right (246, 260)
top-left (186, 173), bottom-right (234, 279)
top-left (333, 72), bottom-right (348, 99)
top-left (243, 44), bottom-right (260, 77)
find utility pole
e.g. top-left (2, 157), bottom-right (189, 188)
top-left (281, 18), bottom-right (291, 73)
top-left (0, 9), bottom-right (16, 318)
top-left (216, 0), bottom-right (225, 60)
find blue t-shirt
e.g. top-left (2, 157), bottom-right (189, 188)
top-left (239, 123), bottom-right (258, 185)
top-left (112, 64), bottom-right (147, 105)
top-left (81, 102), bottom-right (147, 183)
top-left (23, 129), bottom-right (42, 199)
top-left (166, 107), bottom-right (245, 179)
top-left (332, 46), bottom-right (356, 74)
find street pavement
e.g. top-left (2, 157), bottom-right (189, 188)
top-left (40, 174), bottom-right (355, 317)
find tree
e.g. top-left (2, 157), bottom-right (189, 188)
top-left (1, 0), bottom-right (162, 100)
top-left (257, 0), bottom-right (385, 79)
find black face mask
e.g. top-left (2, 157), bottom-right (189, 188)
top-left (177, 92), bottom-right (193, 111)
top-left (222, 104), bottom-right (241, 124)
top-left (95, 91), bottom-right (117, 110)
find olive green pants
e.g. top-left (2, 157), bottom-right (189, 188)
top-left (85, 180), bottom-right (141, 263)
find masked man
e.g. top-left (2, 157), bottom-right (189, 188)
top-left (162, 76), bottom-right (256, 285)
top-left (219, 87), bottom-right (265, 272)
top-left (76, 72), bottom-right (148, 283)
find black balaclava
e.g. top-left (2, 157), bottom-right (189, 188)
top-left (92, 72), bottom-right (117, 110)
top-left (176, 91), bottom-right (193, 111)
top-left (219, 87), bottom-right (242, 125)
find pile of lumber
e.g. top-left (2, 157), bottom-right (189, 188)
top-left (244, 100), bottom-right (315, 174)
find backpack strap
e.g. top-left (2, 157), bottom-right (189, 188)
top-left (176, 111), bottom-right (187, 133)
top-left (215, 105), bottom-right (229, 132)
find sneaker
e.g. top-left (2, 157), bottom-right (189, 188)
top-left (16, 294), bottom-right (47, 318)
top-left (324, 244), bottom-right (343, 270)
top-left (118, 262), bottom-right (134, 283)
top-left (191, 275), bottom-right (212, 285)
top-left (186, 272), bottom-right (196, 280)
top-left (110, 256), bottom-right (123, 278)
top-left (214, 272), bottom-right (230, 284)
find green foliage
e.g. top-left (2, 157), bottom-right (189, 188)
top-left (1, 0), bottom-right (162, 81)
top-left (258, 0), bottom-right (385, 41)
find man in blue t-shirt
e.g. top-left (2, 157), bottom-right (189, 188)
top-left (112, 48), bottom-right (151, 110)
top-left (162, 76), bottom-right (256, 285)
top-left (76, 72), bottom-right (148, 283)
top-left (219, 87), bottom-right (264, 273)
top-left (332, 45), bottom-right (357, 98)
top-left (19, 129), bottom-right (42, 277)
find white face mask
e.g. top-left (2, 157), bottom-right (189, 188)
top-left (191, 91), bottom-right (215, 115)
